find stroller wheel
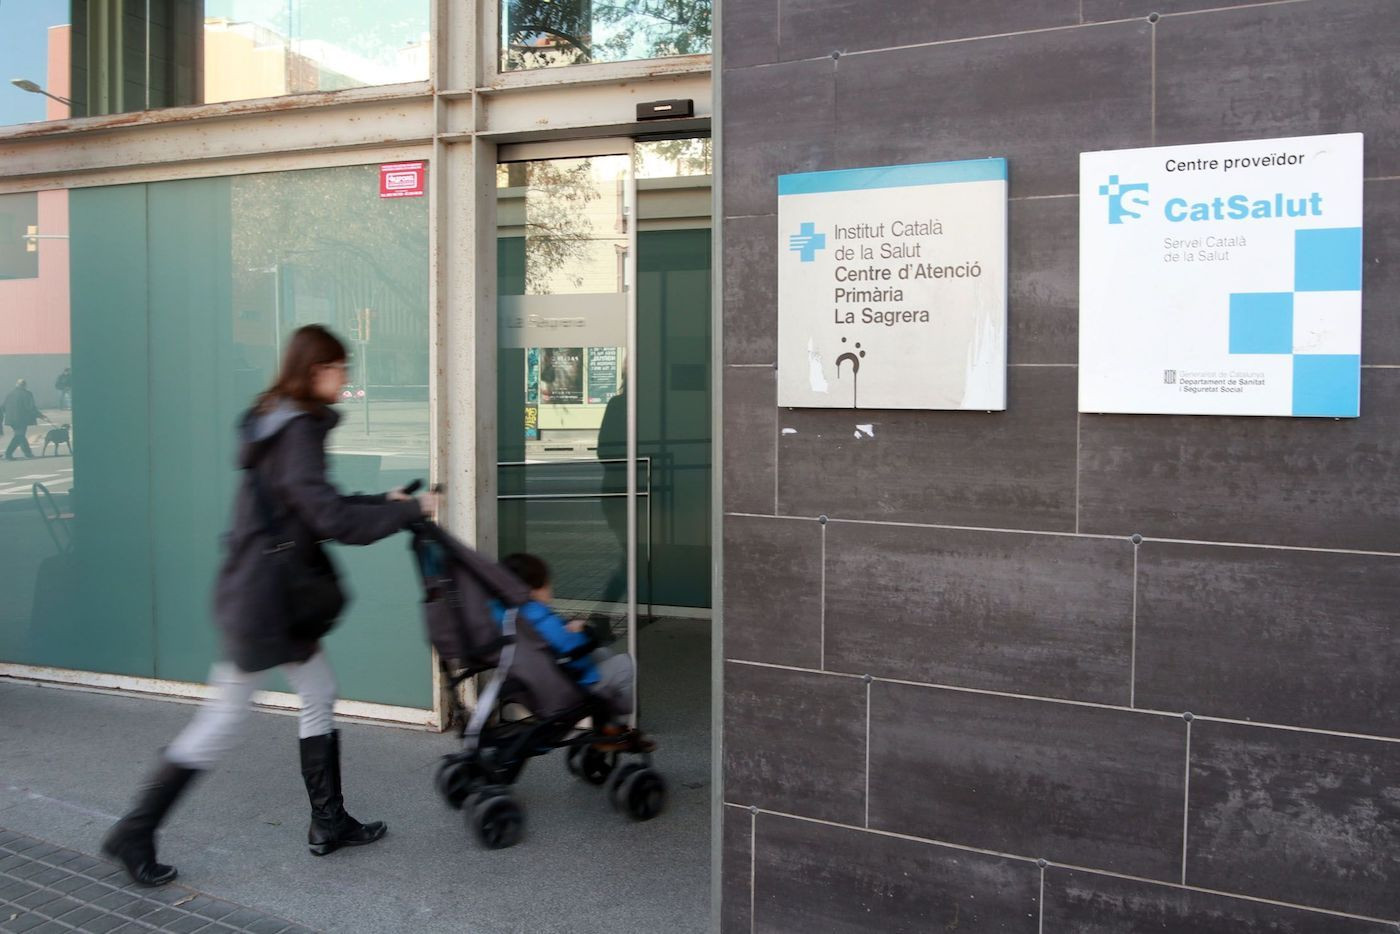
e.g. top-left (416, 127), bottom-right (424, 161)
top-left (471, 793), bottom-right (524, 850)
top-left (605, 762), bottom-right (645, 810)
top-left (618, 767), bottom-right (667, 822)
top-left (567, 745), bottom-right (617, 786)
top-left (436, 758), bottom-right (477, 810)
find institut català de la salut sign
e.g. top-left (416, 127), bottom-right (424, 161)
top-left (1080, 133), bottom-right (1364, 417)
top-left (776, 159), bottom-right (1009, 410)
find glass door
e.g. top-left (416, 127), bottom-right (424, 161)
top-left (496, 142), bottom-right (641, 716)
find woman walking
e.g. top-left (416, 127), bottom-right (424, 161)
top-left (102, 325), bottom-right (435, 886)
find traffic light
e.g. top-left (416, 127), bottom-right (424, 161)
top-left (348, 309), bottom-right (372, 342)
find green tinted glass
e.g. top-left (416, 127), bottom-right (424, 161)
top-left (0, 166), bottom-right (431, 708)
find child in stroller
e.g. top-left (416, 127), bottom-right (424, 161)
top-left (412, 523), bottom-right (665, 849)
top-left (495, 552), bottom-right (643, 732)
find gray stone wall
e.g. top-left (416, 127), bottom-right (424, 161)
top-left (718, 0), bottom-right (1400, 930)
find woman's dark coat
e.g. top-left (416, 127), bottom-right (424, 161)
top-left (214, 401), bottom-right (420, 672)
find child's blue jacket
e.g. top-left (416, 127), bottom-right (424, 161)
top-left (491, 599), bottom-right (599, 687)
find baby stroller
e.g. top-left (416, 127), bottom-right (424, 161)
top-left (410, 520), bottom-right (666, 849)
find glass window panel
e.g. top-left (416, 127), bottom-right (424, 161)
top-left (0, 1), bottom-right (429, 128)
top-left (501, 0), bottom-right (711, 71)
top-left (0, 166), bottom-right (431, 708)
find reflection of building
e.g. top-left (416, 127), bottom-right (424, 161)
top-left (204, 19), bottom-right (406, 100)
top-left (0, 190), bottom-right (70, 408)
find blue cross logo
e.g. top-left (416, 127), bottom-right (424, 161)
top-left (1098, 175), bottom-right (1150, 224)
top-left (789, 222), bottom-right (827, 262)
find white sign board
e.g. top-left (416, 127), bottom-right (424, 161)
top-left (777, 159), bottom-right (1008, 410)
top-left (1080, 133), bottom-right (1364, 417)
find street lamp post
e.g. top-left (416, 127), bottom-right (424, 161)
top-left (10, 78), bottom-right (73, 108)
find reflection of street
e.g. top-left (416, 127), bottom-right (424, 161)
top-left (0, 450), bottom-right (72, 498)
top-left (324, 399), bottom-right (430, 473)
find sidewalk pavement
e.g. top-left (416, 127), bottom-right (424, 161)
top-left (0, 619), bottom-right (711, 933)
top-left (1, 828), bottom-right (314, 933)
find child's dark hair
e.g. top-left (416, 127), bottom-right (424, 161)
top-left (502, 552), bottom-right (550, 590)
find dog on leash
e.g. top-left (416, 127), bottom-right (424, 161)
top-left (42, 424), bottom-right (72, 457)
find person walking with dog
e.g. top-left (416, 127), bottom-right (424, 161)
top-left (102, 325), bottom-right (438, 887)
top-left (3, 379), bottom-right (43, 460)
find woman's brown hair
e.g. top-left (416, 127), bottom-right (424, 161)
top-left (257, 324), bottom-right (348, 412)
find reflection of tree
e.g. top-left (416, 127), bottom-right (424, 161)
top-left (230, 167), bottom-right (429, 383)
top-left (503, 0), bottom-right (710, 69)
top-left (503, 160), bottom-right (607, 294)
top-left (638, 138), bottom-right (712, 177)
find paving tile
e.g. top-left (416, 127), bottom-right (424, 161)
top-left (142, 906), bottom-right (191, 928)
top-left (189, 898), bottom-right (241, 922)
top-left (165, 913), bottom-right (216, 934)
top-left (0, 912), bottom-right (47, 933)
top-left (0, 879), bottom-right (37, 901)
top-left (30, 922), bottom-right (75, 934)
top-left (29, 898), bottom-right (79, 920)
top-left (22, 870), bottom-right (64, 889)
top-left (124, 898), bottom-right (166, 920)
top-left (143, 886), bottom-right (200, 907)
top-left (87, 864), bottom-right (127, 883)
top-left (75, 915), bottom-right (127, 934)
top-left (51, 904), bottom-right (106, 929)
top-left (91, 891), bottom-right (139, 914)
top-left (5, 865), bottom-right (44, 883)
top-left (220, 908), bottom-right (269, 930)
top-left (59, 856), bottom-right (100, 875)
top-left (9, 891), bottom-right (60, 912)
top-left (70, 883), bottom-right (115, 902)
top-left (47, 875), bottom-right (90, 896)
top-left (244, 917), bottom-right (292, 934)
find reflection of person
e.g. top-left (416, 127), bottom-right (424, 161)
top-left (55, 368), bottom-right (72, 410)
top-left (597, 388), bottom-right (627, 605)
top-left (102, 325), bottom-right (438, 887)
top-left (3, 379), bottom-right (43, 460)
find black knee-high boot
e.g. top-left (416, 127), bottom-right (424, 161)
top-left (300, 730), bottom-right (386, 856)
top-left (101, 760), bottom-right (200, 886)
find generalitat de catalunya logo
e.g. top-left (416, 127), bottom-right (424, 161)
top-left (1099, 175), bottom-right (1150, 224)
top-left (789, 221), bottom-right (827, 262)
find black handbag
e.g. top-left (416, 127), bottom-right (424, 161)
top-left (247, 465), bottom-right (346, 641)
